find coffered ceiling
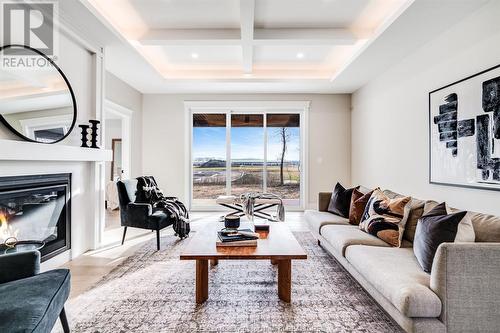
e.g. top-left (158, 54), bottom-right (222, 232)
top-left (69, 0), bottom-right (490, 93)
top-left (85, 0), bottom-right (411, 80)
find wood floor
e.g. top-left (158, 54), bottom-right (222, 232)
top-left (62, 211), bottom-right (308, 299)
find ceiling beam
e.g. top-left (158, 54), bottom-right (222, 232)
top-left (138, 28), bottom-right (365, 47)
top-left (254, 28), bottom-right (363, 45)
top-left (139, 29), bottom-right (241, 46)
top-left (240, 0), bottom-right (255, 73)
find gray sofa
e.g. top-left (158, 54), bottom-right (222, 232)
top-left (305, 189), bottom-right (500, 333)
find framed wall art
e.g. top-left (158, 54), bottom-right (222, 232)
top-left (429, 64), bottom-right (500, 191)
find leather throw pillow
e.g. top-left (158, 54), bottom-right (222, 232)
top-left (327, 182), bottom-right (359, 218)
top-left (349, 188), bottom-right (375, 225)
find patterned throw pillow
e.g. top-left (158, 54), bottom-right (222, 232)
top-left (348, 188), bottom-right (375, 225)
top-left (359, 189), bottom-right (411, 247)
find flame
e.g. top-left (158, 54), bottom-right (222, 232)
top-left (0, 213), bottom-right (19, 244)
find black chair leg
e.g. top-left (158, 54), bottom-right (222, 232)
top-left (156, 229), bottom-right (160, 251)
top-left (121, 227), bottom-right (127, 245)
top-left (60, 307), bottom-right (70, 333)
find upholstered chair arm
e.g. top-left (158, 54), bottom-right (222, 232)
top-left (0, 250), bottom-right (40, 284)
top-left (318, 192), bottom-right (332, 212)
top-left (430, 242), bottom-right (500, 332)
top-left (126, 202), bottom-right (153, 223)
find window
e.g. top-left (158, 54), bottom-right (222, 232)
top-left (192, 114), bottom-right (227, 206)
top-left (188, 102), bottom-right (307, 209)
top-left (231, 114), bottom-right (264, 196)
top-left (266, 114), bottom-right (301, 206)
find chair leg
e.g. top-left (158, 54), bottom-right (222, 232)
top-left (156, 229), bottom-right (160, 251)
top-left (59, 307), bottom-right (70, 333)
top-left (121, 227), bottom-right (127, 245)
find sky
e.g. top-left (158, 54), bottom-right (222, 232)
top-left (193, 127), bottom-right (300, 161)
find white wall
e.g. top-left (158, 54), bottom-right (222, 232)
top-left (105, 72), bottom-right (143, 178)
top-left (0, 33), bottom-right (100, 261)
top-left (142, 94), bottom-right (351, 208)
top-left (351, 0), bottom-right (500, 216)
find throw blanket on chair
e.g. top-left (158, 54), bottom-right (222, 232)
top-left (240, 192), bottom-right (285, 222)
top-left (135, 176), bottom-right (190, 238)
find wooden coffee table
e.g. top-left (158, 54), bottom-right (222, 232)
top-left (180, 222), bottom-right (307, 304)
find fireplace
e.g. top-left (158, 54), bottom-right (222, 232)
top-left (0, 174), bottom-right (71, 261)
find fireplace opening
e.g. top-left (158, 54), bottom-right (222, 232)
top-left (0, 174), bottom-right (71, 261)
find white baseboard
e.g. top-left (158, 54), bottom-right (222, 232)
top-left (40, 250), bottom-right (72, 272)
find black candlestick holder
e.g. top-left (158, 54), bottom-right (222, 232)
top-left (89, 120), bottom-right (100, 148)
top-left (79, 124), bottom-right (90, 148)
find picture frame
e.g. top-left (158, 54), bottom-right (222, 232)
top-left (429, 63), bottom-right (500, 191)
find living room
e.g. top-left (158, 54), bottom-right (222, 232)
top-left (0, 0), bottom-right (499, 332)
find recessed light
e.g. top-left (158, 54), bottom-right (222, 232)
top-left (191, 53), bottom-right (199, 59)
top-left (296, 52), bottom-right (305, 59)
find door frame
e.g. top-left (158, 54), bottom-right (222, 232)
top-left (184, 101), bottom-right (310, 211)
top-left (104, 100), bottom-right (132, 180)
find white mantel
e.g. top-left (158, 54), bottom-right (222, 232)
top-left (0, 139), bottom-right (112, 162)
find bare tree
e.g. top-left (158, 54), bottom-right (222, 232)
top-left (278, 127), bottom-right (290, 186)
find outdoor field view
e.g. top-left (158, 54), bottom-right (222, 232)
top-left (192, 113), bottom-right (301, 206)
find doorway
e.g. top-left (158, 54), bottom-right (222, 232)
top-left (102, 100), bottom-right (132, 242)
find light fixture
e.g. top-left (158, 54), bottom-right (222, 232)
top-left (296, 52), bottom-right (305, 59)
top-left (191, 53), bottom-right (199, 59)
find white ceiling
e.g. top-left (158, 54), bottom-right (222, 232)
top-left (62, 0), bottom-right (490, 93)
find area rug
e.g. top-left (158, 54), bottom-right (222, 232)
top-left (62, 230), bottom-right (403, 333)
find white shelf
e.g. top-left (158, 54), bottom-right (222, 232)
top-left (0, 139), bottom-right (112, 162)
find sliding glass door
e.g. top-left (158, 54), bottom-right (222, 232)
top-left (231, 114), bottom-right (264, 196)
top-left (191, 109), bottom-right (303, 209)
top-left (266, 114), bottom-right (301, 206)
top-left (192, 114), bottom-right (227, 206)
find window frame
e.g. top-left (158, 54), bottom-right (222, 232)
top-left (185, 101), bottom-right (310, 211)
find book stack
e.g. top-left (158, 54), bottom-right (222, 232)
top-left (216, 229), bottom-right (259, 247)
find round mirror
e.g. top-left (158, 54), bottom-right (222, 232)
top-left (0, 45), bottom-right (76, 144)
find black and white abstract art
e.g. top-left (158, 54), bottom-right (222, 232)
top-left (429, 64), bottom-right (500, 190)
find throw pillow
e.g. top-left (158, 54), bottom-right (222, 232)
top-left (327, 182), bottom-right (359, 218)
top-left (423, 201), bottom-right (475, 242)
top-left (359, 189), bottom-right (411, 247)
top-left (413, 202), bottom-right (468, 272)
top-left (349, 188), bottom-right (375, 225)
top-left (383, 189), bottom-right (426, 243)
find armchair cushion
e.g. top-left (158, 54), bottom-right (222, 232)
top-left (0, 251), bottom-right (40, 284)
top-left (0, 269), bottom-right (70, 333)
top-left (148, 209), bottom-right (172, 230)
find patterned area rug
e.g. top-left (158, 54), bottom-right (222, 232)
top-left (62, 230), bottom-right (402, 333)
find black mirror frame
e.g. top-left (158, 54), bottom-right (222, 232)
top-left (0, 44), bottom-right (77, 144)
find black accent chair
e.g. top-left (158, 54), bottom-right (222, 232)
top-left (0, 251), bottom-right (71, 333)
top-left (117, 179), bottom-right (174, 250)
